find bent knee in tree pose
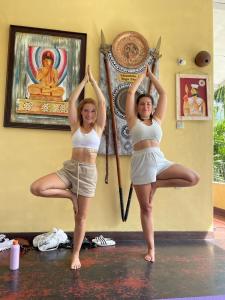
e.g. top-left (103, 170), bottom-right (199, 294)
top-left (125, 65), bottom-right (199, 263)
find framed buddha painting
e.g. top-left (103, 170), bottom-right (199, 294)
top-left (4, 25), bottom-right (87, 130)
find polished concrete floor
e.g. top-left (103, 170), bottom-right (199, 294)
top-left (1, 217), bottom-right (225, 300)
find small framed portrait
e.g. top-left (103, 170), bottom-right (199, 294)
top-left (176, 74), bottom-right (211, 120)
top-left (4, 25), bottom-right (87, 130)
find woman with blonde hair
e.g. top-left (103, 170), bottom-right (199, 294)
top-left (31, 65), bottom-right (106, 269)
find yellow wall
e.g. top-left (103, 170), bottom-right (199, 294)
top-left (213, 183), bottom-right (225, 210)
top-left (0, 0), bottom-right (213, 233)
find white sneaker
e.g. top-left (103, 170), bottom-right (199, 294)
top-left (0, 234), bottom-right (6, 242)
top-left (33, 228), bottom-right (68, 252)
top-left (33, 229), bottom-right (56, 247)
top-left (0, 238), bottom-right (13, 252)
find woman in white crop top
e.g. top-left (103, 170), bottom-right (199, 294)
top-left (30, 65), bottom-right (106, 270)
top-left (126, 65), bottom-right (199, 263)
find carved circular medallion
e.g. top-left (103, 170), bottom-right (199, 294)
top-left (112, 31), bottom-right (149, 68)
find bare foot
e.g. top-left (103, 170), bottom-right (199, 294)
top-left (71, 194), bottom-right (78, 214)
top-left (144, 249), bottom-right (155, 263)
top-left (71, 255), bottom-right (81, 270)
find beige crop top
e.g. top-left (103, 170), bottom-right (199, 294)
top-left (130, 118), bottom-right (162, 146)
top-left (72, 127), bottom-right (101, 151)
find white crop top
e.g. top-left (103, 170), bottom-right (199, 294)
top-left (72, 128), bottom-right (101, 151)
top-left (130, 118), bottom-right (162, 146)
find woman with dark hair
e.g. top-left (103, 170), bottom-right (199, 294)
top-left (30, 65), bottom-right (106, 269)
top-left (126, 65), bottom-right (199, 263)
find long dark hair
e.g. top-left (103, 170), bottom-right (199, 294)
top-left (136, 94), bottom-right (154, 120)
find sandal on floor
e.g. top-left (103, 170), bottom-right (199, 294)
top-left (92, 235), bottom-right (116, 247)
top-left (81, 237), bottom-right (97, 249)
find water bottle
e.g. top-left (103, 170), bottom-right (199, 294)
top-left (9, 240), bottom-right (20, 270)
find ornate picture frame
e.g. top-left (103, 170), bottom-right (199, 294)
top-left (176, 73), bottom-right (211, 120)
top-left (4, 25), bottom-right (87, 130)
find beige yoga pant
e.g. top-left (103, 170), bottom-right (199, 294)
top-left (56, 159), bottom-right (97, 198)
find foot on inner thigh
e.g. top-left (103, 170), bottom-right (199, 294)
top-left (144, 248), bottom-right (155, 263)
top-left (150, 183), bottom-right (157, 201)
top-left (71, 193), bottom-right (78, 214)
top-left (71, 254), bottom-right (81, 270)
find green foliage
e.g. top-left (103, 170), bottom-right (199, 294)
top-left (214, 120), bottom-right (225, 182)
top-left (214, 86), bottom-right (225, 181)
top-left (214, 85), bottom-right (225, 103)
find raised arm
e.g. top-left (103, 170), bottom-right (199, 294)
top-left (88, 65), bottom-right (106, 133)
top-left (68, 71), bottom-right (89, 132)
top-left (126, 71), bottom-right (146, 129)
top-left (147, 65), bottom-right (167, 123)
